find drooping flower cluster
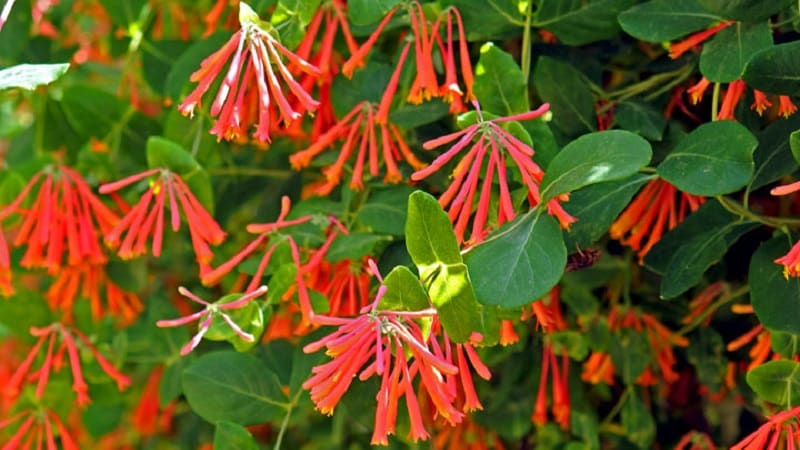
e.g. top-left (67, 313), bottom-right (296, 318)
top-left (179, 2), bottom-right (320, 143)
top-left (302, 262), bottom-right (490, 445)
top-left (412, 101), bottom-right (574, 245)
top-left (610, 178), bottom-right (705, 261)
top-left (4, 323), bottom-right (130, 407)
top-left (99, 167), bottom-right (226, 266)
top-left (0, 405), bottom-right (79, 450)
top-left (687, 77), bottom-right (797, 120)
top-left (730, 405), bottom-right (800, 450)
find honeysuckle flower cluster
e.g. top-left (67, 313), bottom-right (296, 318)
top-left (412, 101), bottom-right (574, 245)
top-left (179, 2), bottom-right (320, 143)
top-left (302, 261), bottom-right (490, 445)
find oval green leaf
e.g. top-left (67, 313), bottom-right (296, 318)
top-left (464, 211), bottom-right (566, 308)
top-left (182, 351), bottom-right (286, 425)
top-left (533, 56), bottom-right (596, 138)
top-left (618, 0), bottom-right (723, 42)
top-left (473, 42), bottom-right (528, 115)
top-left (213, 422), bottom-right (259, 450)
top-left (657, 120), bottom-right (757, 196)
top-left (699, 21), bottom-right (772, 83)
top-left (750, 236), bottom-right (800, 335)
top-left (746, 360), bottom-right (800, 407)
top-left (540, 130), bottom-right (652, 203)
top-left (743, 41), bottom-right (800, 96)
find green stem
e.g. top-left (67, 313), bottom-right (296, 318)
top-left (716, 195), bottom-right (800, 228)
top-left (520, 0), bottom-right (534, 82)
top-left (274, 390), bottom-right (302, 450)
top-left (601, 387), bottom-right (631, 426)
top-left (711, 82), bottom-right (721, 121)
top-left (206, 167), bottom-right (293, 178)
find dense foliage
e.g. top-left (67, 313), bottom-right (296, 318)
top-left (1, 0), bottom-right (800, 449)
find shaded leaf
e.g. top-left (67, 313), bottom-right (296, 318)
top-left (750, 236), bottom-right (800, 335)
top-left (699, 21), bottom-right (772, 83)
top-left (743, 41), bottom-right (800, 96)
top-left (533, 56), bottom-right (596, 138)
top-left (618, 0), bottom-right (723, 42)
top-left (533, 0), bottom-right (636, 46)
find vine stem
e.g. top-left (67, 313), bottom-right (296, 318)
top-left (677, 285), bottom-right (749, 336)
top-left (716, 195), bottom-right (800, 228)
top-left (601, 387), bottom-right (631, 426)
top-left (520, 0), bottom-right (534, 82)
top-left (711, 82), bottom-right (721, 121)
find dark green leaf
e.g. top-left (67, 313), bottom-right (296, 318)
top-left (610, 330), bottom-right (649, 384)
top-left (465, 211), bottom-right (566, 308)
top-left (473, 42), bottom-right (528, 115)
top-left (549, 331), bottom-right (589, 360)
top-left (146, 136), bottom-right (201, 173)
top-left (182, 351), bottom-right (286, 425)
top-left (347, 0), bottom-right (401, 26)
top-left (331, 62), bottom-right (392, 117)
top-left (743, 41), bottom-right (800, 96)
top-left (686, 328), bottom-right (727, 393)
top-left (750, 113), bottom-right (800, 189)
top-left (213, 422), bottom-right (259, 450)
top-left (389, 100), bottom-right (450, 128)
top-left (790, 130), bottom-right (800, 165)
top-left (614, 100), bottom-right (666, 141)
top-left (621, 393), bottom-right (656, 448)
top-left (750, 236), bottom-right (800, 335)
top-left (61, 85), bottom-right (127, 140)
top-left (141, 40), bottom-right (190, 94)
top-left (326, 232), bottom-right (390, 262)
top-left (563, 174), bottom-right (653, 248)
top-left (0, 63), bottom-right (69, 91)
top-left (380, 265), bottom-right (429, 311)
top-left (771, 331), bottom-right (800, 359)
top-left (618, 0), bottom-right (724, 42)
top-left (657, 120), bottom-right (757, 195)
top-left (746, 360), bottom-right (800, 406)
top-left (660, 221), bottom-right (756, 298)
top-left (700, 21), bottom-right (772, 83)
top-left (540, 130), bottom-right (652, 202)
top-left (97, 0), bottom-right (147, 26)
top-left (442, 0), bottom-right (520, 41)
top-left (159, 360), bottom-right (185, 407)
top-left (0, 0), bottom-right (31, 60)
top-left (356, 186), bottom-right (415, 236)
top-left (533, 57), bottom-right (596, 138)
top-left (82, 404), bottom-right (123, 437)
top-left (697, 0), bottom-right (793, 21)
top-left (533, 0), bottom-right (636, 46)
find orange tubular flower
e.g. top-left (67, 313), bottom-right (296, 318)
top-left (770, 181), bottom-right (800, 277)
top-left (307, 257), bottom-right (373, 317)
top-left (751, 89), bottom-right (772, 115)
top-left (779, 95), bottom-right (798, 118)
top-left (532, 343), bottom-right (571, 429)
top-left (303, 263), bottom-right (490, 445)
top-left (431, 416), bottom-right (506, 450)
top-left (412, 102), bottom-right (574, 245)
top-left (610, 178), bottom-right (705, 261)
top-left (289, 99), bottom-right (425, 195)
top-left (132, 366), bottom-right (175, 436)
top-left (99, 168), bottom-right (226, 266)
top-left (45, 262), bottom-right (144, 325)
top-left (4, 323), bottom-right (130, 407)
top-left (179, 2), bottom-right (320, 143)
top-left (0, 406), bottom-right (79, 450)
top-left (717, 79), bottom-right (746, 120)
top-left (668, 21), bottom-right (733, 59)
top-left (687, 77), bottom-right (711, 105)
top-left (0, 165), bottom-right (118, 279)
top-left (731, 405), bottom-right (800, 450)
top-left (681, 282), bottom-right (724, 327)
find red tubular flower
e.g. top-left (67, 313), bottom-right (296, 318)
top-left (669, 21), bottom-right (733, 59)
top-left (412, 101), bottom-right (573, 245)
top-left (303, 263), bottom-right (488, 444)
top-left (341, 5), bottom-right (400, 78)
top-left (4, 323), bottom-right (130, 407)
top-left (675, 431), bottom-right (717, 450)
top-left (686, 77), bottom-right (711, 104)
top-left (0, 406), bottom-right (79, 450)
top-left (289, 100), bottom-right (425, 195)
top-left (751, 89), bottom-right (773, 115)
top-left (731, 405), bottom-right (800, 450)
top-left (0, 165), bottom-right (118, 277)
top-left (131, 366), bottom-right (176, 437)
top-left (156, 285), bottom-right (268, 355)
top-left (681, 282), bottom-right (725, 327)
top-left (46, 262), bottom-right (143, 325)
top-left (779, 95), bottom-right (798, 118)
top-left (100, 168), bottom-right (226, 266)
top-left (307, 257), bottom-right (372, 317)
top-left (717, 79), bottom-right (746, 120)
top-left (610, 178), bottom-right (704, 261)
top-left (769, 181), bottom-right (800, 277)
top-left (179, 2), bottom-right (320, 143)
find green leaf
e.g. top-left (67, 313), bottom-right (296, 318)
top-left (533, 57), bottom-right (596, 138)
top-left (389, 100), bottom-right (450, 128)
top-left (621, 393), bottom-right (656, 448)
top-left (549, 331), bottom-right (589, 360)
top-left (697, 0), bottom-right (793, 21)
top-left (563, 174), bottom-right (653, 248)
top-left (405, 191), bottom-right (462, 268)
top-left (464, 211), bottom-right (566, 308)
top-left (347, 0), bottom-right (401, 26)
top-left (540, 130), bottom-right (652, 202)
top-left (750, 236), bottom-right (800, 335)
top-left (356, 186), bottom-right (415, 236)
top-left (0, 63), bottom-right (70, 91)
top-left (743, 41), bottom-right (800, 96)
top-left (660, 220), bottom-right (756, 299)
top-left (618, 0), bottom-right (724, 42)
top-left (750, 113), bottom-right (800, 190)
top-left (61, 85), bottom-right (127, 139)
top-left (771, 331), bottom-right (800, 359)
top-left (610, 329), bottom-right (649, 384)
top-left (657, 120), bottom-right (757, 196)
top-left (326, 232), bottom-right (389, 262)
top-left (746, 360), bottom-right (800, 407)
top-left (533, 0), bottom-right (636, 46)
top-left (792, 130), bottom-right (800, 165)
top-left (213, 422), bottom-right (259, 450)
top-left (271, 0), bottom-right (323, 49)
top-left (473, 42), bottom-right (528, 115)
top-left (686, 328), bottom-right (727, 393)
top-left (82, 404), bottom-right (123, 437)
top-left (146, 136), bottom-right (201, 173)
top-left (0, 0), bottom-right (31, 60)
top-left (405, 191), bottom-right (482, 342)
top-left (331, 62), bottom-right (393, 117)
top-left (380, 265), bottom-right (429, 311)
top-left (204, 295), bottom-right (265, 352)
top-left (97, 0), bottom-right (147, 26)
top-left (141, 40), bottom-right (190, 94)
top-left (699, 21), bottom-right (772, 83)
top-left (182, 351), bottom-right (286, 425)
top-left (614, 100), bottom-right (667, 141)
